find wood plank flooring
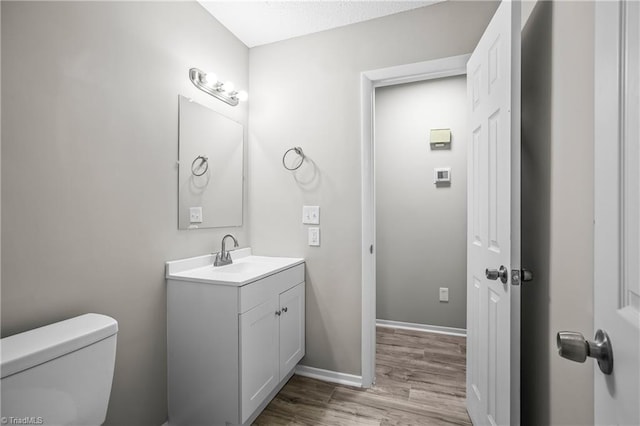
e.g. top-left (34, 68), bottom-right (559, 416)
top-left (253, 327), bottom-right (470, 425)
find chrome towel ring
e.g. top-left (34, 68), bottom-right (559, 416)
top-left (191, 155), bottom-right (209, 176)
top-left (282, 147), bottom-right (305, 171)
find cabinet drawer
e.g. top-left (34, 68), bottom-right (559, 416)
top-left (239, 263), bottom-right (304, 313)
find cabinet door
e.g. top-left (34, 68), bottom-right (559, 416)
top-left (239, 296), bottom-right (279, 423)
top-left (279, 283), bottom-right (305, 380)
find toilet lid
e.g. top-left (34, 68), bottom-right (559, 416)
top-left (0, 313), bottom-right (118, 379)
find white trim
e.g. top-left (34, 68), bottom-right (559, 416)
top-left (360, 54), bottom-right (470, 389)
top-left (295, 365), bottom-right (363, 388)
top-left (360, 71), bottom-right (376, 389)
top-left (365, 54), bottom-right (471, 88)
top-left (376, 319), bottom-right (467, 337)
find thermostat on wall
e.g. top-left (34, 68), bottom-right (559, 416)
top-left (434, 167), bottom-right (451, 184)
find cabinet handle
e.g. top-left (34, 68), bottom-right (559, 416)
top-left (275, 310), bottom-right (281, 316)
top-left (282, 307), bottom-right (288, 313)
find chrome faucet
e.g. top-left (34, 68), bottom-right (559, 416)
top-left (214, 234), bottom-right (239, 267)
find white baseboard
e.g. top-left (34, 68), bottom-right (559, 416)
top-left (376, 319), bottom-right (467, 337)
top-left (295, 365), bottom-right (363, 388)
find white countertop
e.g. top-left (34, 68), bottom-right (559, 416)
top-left (166, 248), bottom-right (304, 286)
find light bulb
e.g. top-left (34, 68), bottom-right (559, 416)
top-left (202, 72), bottom-right (217, 87)
top-left (236, 90), bottom-right (248, 102)
top-left (221, 81), bottom-right (235, 93)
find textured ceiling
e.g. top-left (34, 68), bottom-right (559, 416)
top-left (198, 1), bottom-right (442, 48)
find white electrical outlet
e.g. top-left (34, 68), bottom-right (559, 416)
top-left (308, 227), bottom-right (320, 246)
top-left (302, 205), bottom-right (320, 224)
top-left (439, 287), bottom-right (449, 302)
top-left (189, 207), bottom-right (203, 223)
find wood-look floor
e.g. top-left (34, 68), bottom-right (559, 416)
top-left (253, 327), bottom-right (470, 425)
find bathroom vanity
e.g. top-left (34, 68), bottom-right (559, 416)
top-left (165, 248), bottom-right (305, 426)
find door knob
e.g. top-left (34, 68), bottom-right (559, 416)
top-left (556, 329), bottom-right (613, 375)
top-left (486, 265), bottom-right (508, 284)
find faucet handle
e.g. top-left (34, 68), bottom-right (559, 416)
top-left (213, 251), bottom-right (229, 267)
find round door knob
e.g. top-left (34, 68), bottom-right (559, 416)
top-left (557, 331), bottom-right (588, 362)
top-left (282, 307), bottom-right (288, 313)
top-left (557, 329), bottom-right (613, 375)
top-left (485, 265), bottom-right (508, 284)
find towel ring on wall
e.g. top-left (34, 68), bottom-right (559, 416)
top-left (191, 155), bottom-right (209, 176)
top-left (282, 147), bottom-right (305, 171)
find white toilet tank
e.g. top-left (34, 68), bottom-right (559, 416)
top-left (1, 313), bottom-right (118, 425)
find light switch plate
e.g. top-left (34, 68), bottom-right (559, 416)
top-left (439, 287), bottom-right (449, 302)
top-left (189, 207), bottom-right (203, 223)
top-left (308, 227), bottom-right (320, 246)
top-left (302, 206), bottom-right (320, 224)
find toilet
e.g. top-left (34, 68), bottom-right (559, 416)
top-left (0, 313), bottom-right (118, 425)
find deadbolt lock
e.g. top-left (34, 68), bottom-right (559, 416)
top-left (510, 268), bottom-right (534, 286)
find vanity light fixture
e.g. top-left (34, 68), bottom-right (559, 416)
top-left (189, 68), bottom-right (248, 106)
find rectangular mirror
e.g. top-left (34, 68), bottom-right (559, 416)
top-left (178, 95), bottom-right (243, 229)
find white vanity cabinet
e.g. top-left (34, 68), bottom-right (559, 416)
top-left (166, 250), bottom-right (305, 426)
top-left (239, 281), bottom-right (305, 422)
top-left (277, 283), bottom-right (305, 376)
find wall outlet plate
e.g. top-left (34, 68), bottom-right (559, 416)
top-left (302, 205), bottom-right (320, 224)
top-left (308, 227), bottom-right (320, 246)
top-left (189, 206), bottom-right (203, 223)
top-left (439, 287), bottom-right (449, 302)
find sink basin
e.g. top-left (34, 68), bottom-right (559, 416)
top-left (214, 262), bottom-right (256, 274)
top-left (166, 248), bottom-right (304, 286)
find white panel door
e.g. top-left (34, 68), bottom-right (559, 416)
top-left (239, 296), bottom-right (279, 424)
top-left (279, 283), bottom-right (305, 380)
top-left (594, 1), bottom-right (640, 424)
top-left (466, 1), bottom-right (521, 425)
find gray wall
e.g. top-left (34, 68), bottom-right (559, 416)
top-left (521, 1), bottom-right (595, 425)
top-left (2, 1), bottom-right (597, 424)
top-left (248, 1), bottom-right (498, 376)
top-left (375, 76), bottom-right (467, 329)
top-left (1, 2), bottom-right (248, 424)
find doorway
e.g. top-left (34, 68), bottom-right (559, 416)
top-left (360, 55), bottom-right (469, 387)
top-left (374, 75), bottom-right (468, 334)
top-left (361, 62), bottom-right (471, 423)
